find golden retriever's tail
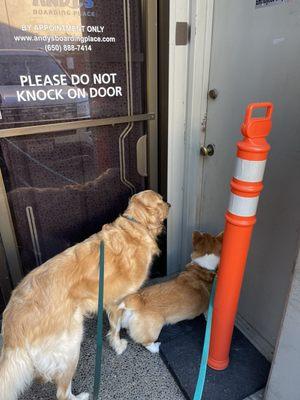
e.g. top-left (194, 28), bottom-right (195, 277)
top-left (0, 348), bottom-right (34, 400)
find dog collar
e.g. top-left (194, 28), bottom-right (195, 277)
top-left (121, 214), bottom-right (160, 236)
top-left (121, 214), bottom-right (140, 225)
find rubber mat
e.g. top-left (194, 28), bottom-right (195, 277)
top-left (159, 315), bottom-right (270, 400)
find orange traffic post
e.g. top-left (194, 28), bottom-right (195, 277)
top-left (208, 102), bottom-right (274, 370)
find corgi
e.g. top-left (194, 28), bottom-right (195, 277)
top-left (0, 190), bottom-right (170, 400)
top-left (117, 231), bottom-right (223, 353)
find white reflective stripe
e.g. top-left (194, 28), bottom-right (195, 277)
top-left (234, 158), bottom-right (266, 182)
top-left (228, 194), bottom-right (259, 217)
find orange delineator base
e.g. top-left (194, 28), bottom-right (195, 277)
top-left (208, 213), bottom-right (255, 370)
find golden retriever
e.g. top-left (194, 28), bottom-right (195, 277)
top-left (0, 190), bottom-right (170, 400)
top-left (117, 231), bottom-right (222, 353)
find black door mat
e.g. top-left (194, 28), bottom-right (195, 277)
top-left (159, 315), bottom-right (270, 400)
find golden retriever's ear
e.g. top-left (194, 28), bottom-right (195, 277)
top-left (192, 231), bottom-right (204, 247)
top-left (128, 193), bottom-right (138, 205)
top-left (129, 193), bottom-right (146, 210)
top-left (216, 231), bottom-right (224, 243)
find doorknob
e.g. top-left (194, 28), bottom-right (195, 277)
top-left (200, 144), bottom-right (215, 157)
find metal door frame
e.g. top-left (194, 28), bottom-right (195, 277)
top-left (0, 0), bottom-right (158, 285)
top-left (0, 236), bottom-right (12, 307)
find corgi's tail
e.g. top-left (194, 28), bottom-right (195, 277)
top-left (0, 348), bottom-right (34, 400)
top-left (118, 295), bottom-right (144, 330)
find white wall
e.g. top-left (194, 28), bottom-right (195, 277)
top-left (265, 239), bottom-right (300, 399)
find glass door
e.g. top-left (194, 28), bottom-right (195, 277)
top-left (0, 0), bottom-right (157, 281)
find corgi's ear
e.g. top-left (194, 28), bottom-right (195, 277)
top-left (192, 231), bottom-right (204, 247)
top-left (216, 231), bottom-right (224, 243)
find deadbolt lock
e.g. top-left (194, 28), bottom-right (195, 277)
top-left (200, 144), bottom-right (215, 157)
top-left (208, 89), bottom-right (219, 99)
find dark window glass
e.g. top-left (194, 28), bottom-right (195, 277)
top-left (0, 0), bottom-right (145, 127)
top-left (0, 122), bottom-right (146, 273)
top-left (0, 54), bottom-right (72, 86)
top-left (0, 0), bottom-right (150, 279)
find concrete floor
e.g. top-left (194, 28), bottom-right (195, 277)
top-left (1, 316), bottom-right (185, 400)
top-left (0, 316), bottom-right (266, 400)
top-left (0, 274), bottom-right (265, 400)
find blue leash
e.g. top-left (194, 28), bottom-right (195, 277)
top-left (193, 276), bottom-right (217, 400)
top-left (93, 241), bottom-right (105, 400)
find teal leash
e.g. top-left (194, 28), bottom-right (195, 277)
top-left (93, 241), bottom-right (105, 400)
top-left (92, 241), bottom-right (215, 400)
top-left (193, 276), bottom-right (217, 400)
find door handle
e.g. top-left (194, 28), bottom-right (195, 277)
top-left (136, 135), bottom-right (148, 176)
top-left (200, 144), bottom-right (215, 157)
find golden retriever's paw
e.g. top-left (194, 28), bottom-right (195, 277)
top-left (108, 332), bottom-right (128, 355)
top-left (115, 338), bottom-right (128, 355)
top-left (75, 392), bottom-right (89, 400)
top-left (145, 342), bottom-right (161, 353)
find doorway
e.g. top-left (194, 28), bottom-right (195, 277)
top-left (199, 0), bottom-right (300, 356)
top-left (167, 0), bottom-right (300, 361)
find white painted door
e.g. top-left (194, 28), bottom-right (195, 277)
top-left (200, 0), bottom-right (300, 353)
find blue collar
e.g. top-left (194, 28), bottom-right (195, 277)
top-left (121, 214), bottom-right (140, 225)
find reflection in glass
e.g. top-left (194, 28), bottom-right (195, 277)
top-left (0, 0), bottom-right (145, 126)
top-left (0, 50), bottom-right (89, 125)
top-left (0, 122), bottom-right (146, 273)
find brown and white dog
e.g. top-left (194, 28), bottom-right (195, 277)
top-left (117, 231), bottom-right (222, 353)
top-left (0, 190), bottom-right (170, 400)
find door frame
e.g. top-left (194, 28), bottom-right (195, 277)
top-left (166, 0), bottom-right (214, 274)
top-left (0, 0), bottom-right (158, 285)
top-left (0, 236), bottom-right (12, 308)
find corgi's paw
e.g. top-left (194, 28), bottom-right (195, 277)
top-left (75, 392), bottom-right (89, 400)
top-left (145, 342), bottom-right (161, 353)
